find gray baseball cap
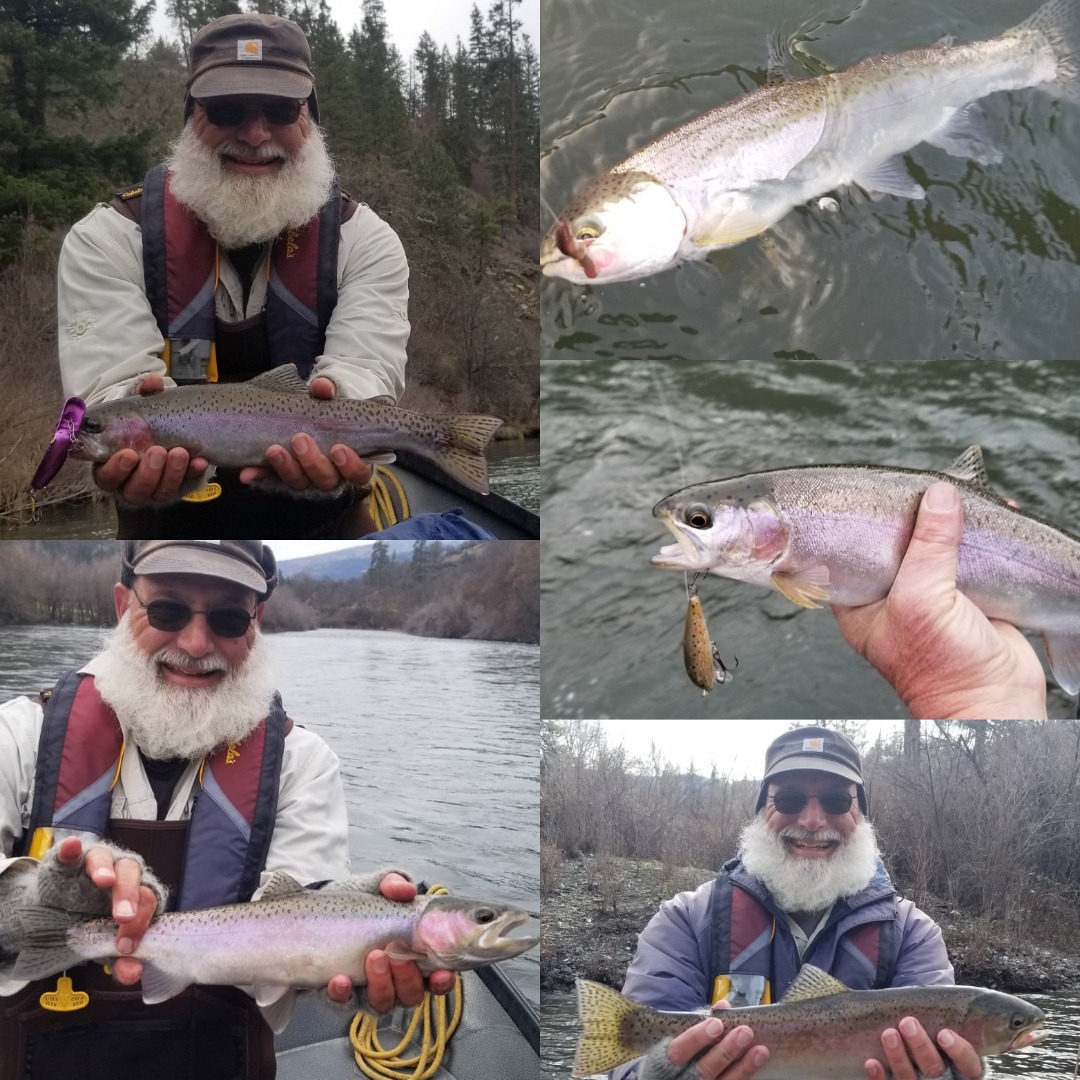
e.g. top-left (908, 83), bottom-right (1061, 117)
top-left (185, 14), bottom-right (319, 119)
top-left (756, 726), bottom-right (868, 813)
top-left (121, 541), bottom-right (278, 598)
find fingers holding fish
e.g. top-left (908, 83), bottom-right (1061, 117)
top-left (638, 1019), bottom-right (767, 1080)
top-left (93, 444), bottom-right (208, 505)
top-left (866, 1019), bottom-right (983, 1080)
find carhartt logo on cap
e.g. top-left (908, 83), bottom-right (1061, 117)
top-left (802, 737), bottom-right (825, 752)
top-left (237, 39), bottom-right (263, 60)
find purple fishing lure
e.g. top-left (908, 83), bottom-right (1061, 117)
top-left (30, 397), bottom-right (85, 491)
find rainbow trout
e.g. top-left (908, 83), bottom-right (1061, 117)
top-left (34, 365), bottom-right (503, 494)
top-left (542, 0), bottom-right (1080, 284)
top-left (573, 966), bottom-right (1046, 1077)
top-left (8, 872), bottom-right (537, 1033)
top-left (651, 447), bottom-right (1080, 694)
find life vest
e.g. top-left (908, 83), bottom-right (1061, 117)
top-left (708, 858), bottom-right (898, 1007)
top-left (115, 163), bottom-right (348, 383)
top-left (23, 669), bottom-right (286, 909)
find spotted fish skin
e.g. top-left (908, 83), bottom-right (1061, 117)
top-left (69, 364), bottom-right (503, 494)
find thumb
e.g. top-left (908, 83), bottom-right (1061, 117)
top-left (891, 481), bottom-right (963, 604)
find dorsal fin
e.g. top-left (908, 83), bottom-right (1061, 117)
top-left (257, 870), bottom-right (307, 899)
top-left (943, 445), bottom-right (990, 489)
top-left (780, 964), bottom-right (850, 1003)
top-left (249, 364), bottom-right (309, 394)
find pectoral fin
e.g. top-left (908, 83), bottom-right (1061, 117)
top-left (692, 208), bottom-right (771, 248)
top-left (771, 567), bottom-right (830, 609)
top-left (852, 157), bottom-right (925, 200)
top-left (1043, 631), bottom-right (1080, 696)
top-left (925, 104), bottom-right (1002, 165)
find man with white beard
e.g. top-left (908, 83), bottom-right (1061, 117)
top-left (612, 727), bottom-right (984, 1080)
top-left (0, 540), bottom-right (453, 1080)
top-left (55, 14), bottom-right (411, 540)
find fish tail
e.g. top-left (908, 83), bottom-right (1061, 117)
top-left (430, 415), bottom-right (503, 494)
top-left (1014, 0), bottom-right (1080, 102)
top-left (573, 978), bottom-right (653, 1078)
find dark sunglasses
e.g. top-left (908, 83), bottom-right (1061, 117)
top-left (769, 791), bottom-right (854, 815)
top-left (131, 587), bottom-right (257, 638)
top-left (200, 98), bottom-right (304, 128)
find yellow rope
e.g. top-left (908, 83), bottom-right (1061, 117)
top-left (349, 884), bottom-right (462, 1080)
top-left (368, 465), bottom-right (410, 531)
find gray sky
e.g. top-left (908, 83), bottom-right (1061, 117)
top-left (596, 721), bottom-right (907, 780)
top-left (150, 0), bottom-right (539, 68)
top-left (267, 540), bottom-right (373, 560)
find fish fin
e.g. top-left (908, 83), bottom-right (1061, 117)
top-left (925, 105), bottom-right (1002, 165)
top-left (366, 395), bottom-right (397, 407)
top-left (12, 907), bottom-right (84, 980)
top-left (1011, 0), bottom-right (1080, 104)
top-left (384, 944), bottom-right (428, 963)
top-left (429, 415), bottom-right (503, 494)
top-left (780, 964), bottom-right (849, 1002)
top-left (139, 962), bottom-right (193, 1004)
top-left (1043, 631), bottom-right (1080, 695)
top-left (248, 364), bottom-right (309, 394)
top-left (255, 984), bottom-right (297, 1033)
top-left (692, 208), bottom-right (771, 248)
top-left (943, 445), bottom-right (991, 489)
top-left (366, 452), bottom-right (397, 466)
top-left (573, 978), bottom-right (657, 1077)
top-left (852, 157), bottom-right (925, 200)
top-left (258, 871), bottom-right (307, 899)
top-left (771, 567), bottom-right (830, 609)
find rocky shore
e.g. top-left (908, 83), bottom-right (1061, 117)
top-left (541, 854), bottom-right (1080, 995)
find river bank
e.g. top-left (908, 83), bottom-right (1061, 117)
top-left (541, 854), bottom-right (1080, 995)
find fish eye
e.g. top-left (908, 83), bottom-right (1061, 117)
top-left (1010, 1014), bottom-right (1025, 1029)
top-left (82, 417), bottom-right (103, 433)
top-left (474, 907), bottom-right (496, 924)
top-left (684, 503), bottom-right (712, 530)
top-left (576, 224), bottom-right (600, 241)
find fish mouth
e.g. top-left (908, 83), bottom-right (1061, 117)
top-left (480, 909), bottom-right (539, 955)
top-left (650, 515), bottom-right (713, 571)
top-left (1006, 1025), bottom-right (1047, 1052)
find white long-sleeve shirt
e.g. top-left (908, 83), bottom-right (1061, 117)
top-left (56, 198), bottom-right (410, 404)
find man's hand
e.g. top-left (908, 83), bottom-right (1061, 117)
top-left (324, 872), bottom-right (454, 1011)
top-left (239, 376), bottom-right (374, 493)
top-left (639, 1004), bottom-right (769, 1080)
top-left (832, 481), bottom-right (1047, 720)
top-left (91, 374), bottom-right (210, 504)
top-left (864, 1018), bottom-right (983, 1080)
top-left (55, 836), bottom-right (159, 984)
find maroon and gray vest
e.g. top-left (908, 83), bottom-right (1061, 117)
top-left (0, 670), bottom-right (287, 1080)
top-left (106, 168), bottom-right (362, 539)
top-left (709, 857), bottom-right (898, 1007)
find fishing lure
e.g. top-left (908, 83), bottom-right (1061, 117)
top-left (29, 397), bottom-right (85, 491)
top-left (683, 583), bottom-right (735, 694)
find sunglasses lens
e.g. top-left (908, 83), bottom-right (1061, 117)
top-left (202, 99), bottom-right (302, 127)
top-left (144, 600), bottom-right (192, 633)
top-left (772, 792), bottom-right (806, 814)
top-left (264, 100), bottom-right (302, 124)
top-left (204, 100), bottom-right (245, 126)
top-left (820, 793), bottom-right (854, 814)
top-left (207, 609), bottom-right (255, 638)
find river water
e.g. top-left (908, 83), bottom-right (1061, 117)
top-left (540, 986), bottom-right (1080, 1079)
top-left (540, 0), bottom-right (1080, 720)
top-left (0, 624), bottom-right (540, 1005)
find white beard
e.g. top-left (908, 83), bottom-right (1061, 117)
top-left (91, 614), bottom-right (277, 761)
top-left (739, 814), bottom-right (881, 913)
top-left (166, 122), bottom-right (336, 249)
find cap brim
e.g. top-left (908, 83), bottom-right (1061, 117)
top-left (190, 67), bottom-right (312, 99)
top-left (133, 549), bottom-right (268, 595)
top-left (764, 756), bottom-right (862, 785)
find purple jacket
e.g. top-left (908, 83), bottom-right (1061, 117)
top-left (610, 859), bottom-right (953, 1079)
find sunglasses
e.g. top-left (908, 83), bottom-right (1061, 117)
top-left (769, 791), bottom-right (854, 815)
top-left (200, 98), bottom-right (304, 128)
top-left (130, 587), bottom-right (257, 638)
